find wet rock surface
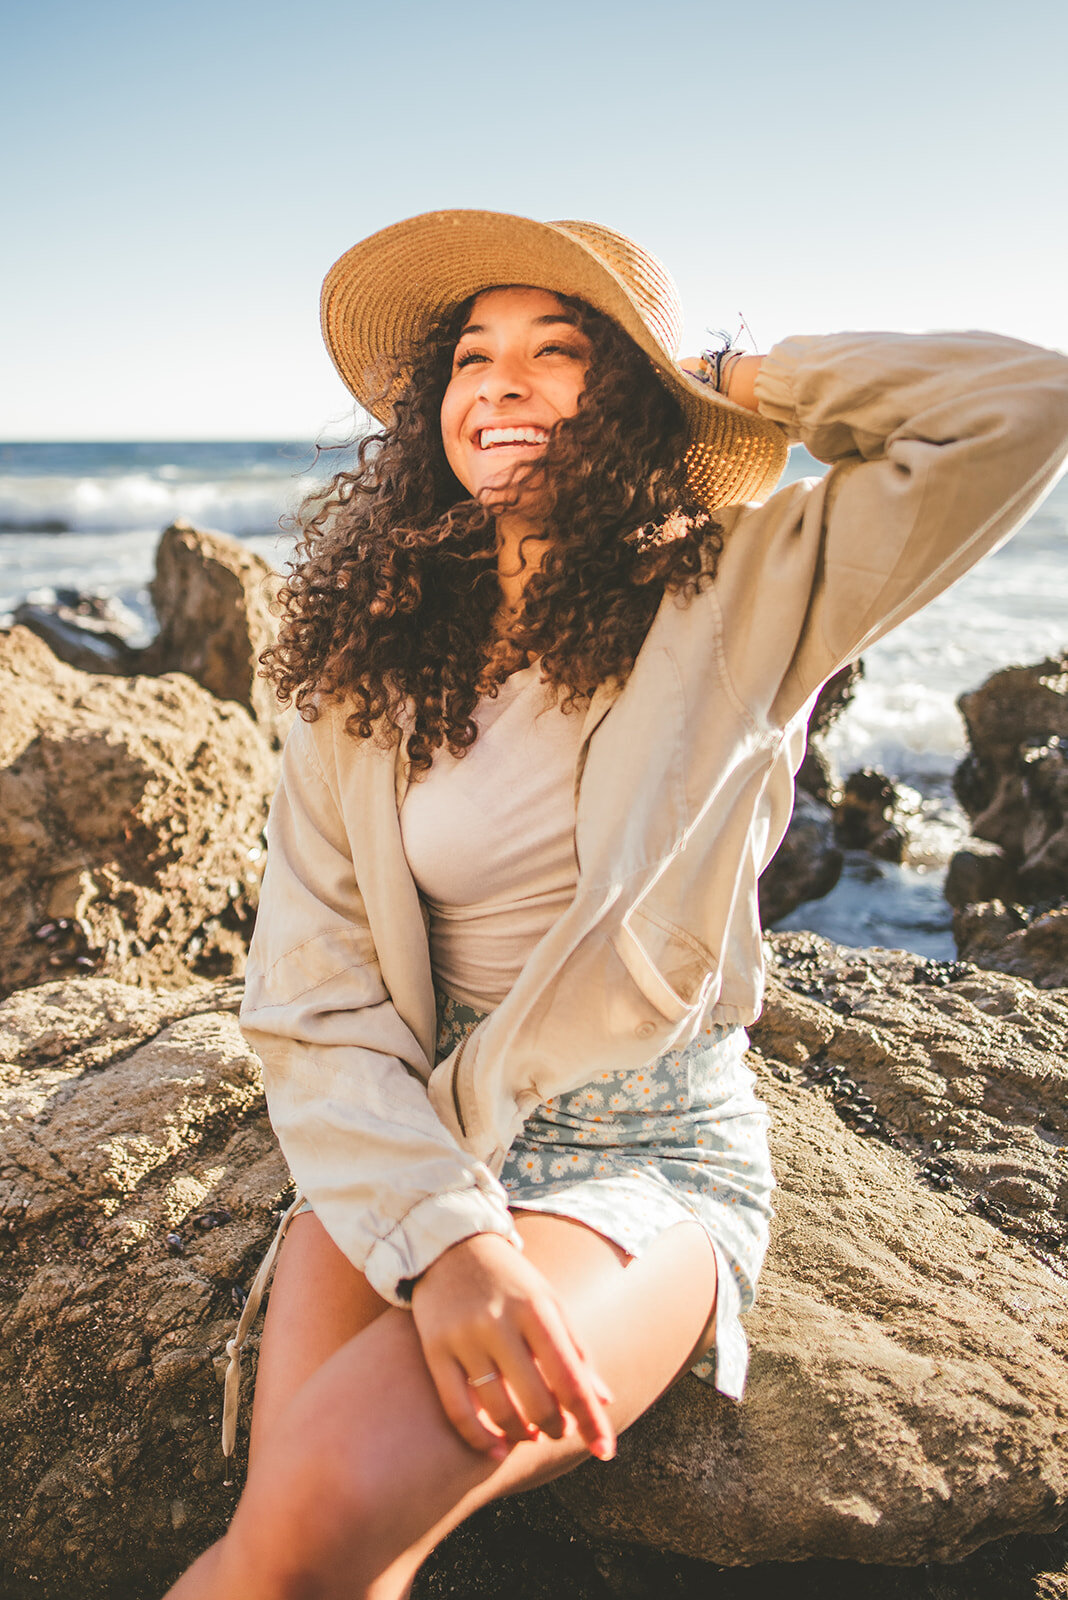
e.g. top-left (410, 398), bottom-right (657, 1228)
top-left (0, 626), bottom-right (275, 996)
top-left (2, 943), bottom-right (1065, 1597)
top-left (944, 654), bottom-right (1068, 988)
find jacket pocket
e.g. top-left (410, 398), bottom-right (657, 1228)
top-left (610, 905), bottom-right (720, 1025)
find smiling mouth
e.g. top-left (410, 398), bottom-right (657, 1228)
top-left (478, 426), bottom-right (550, 450)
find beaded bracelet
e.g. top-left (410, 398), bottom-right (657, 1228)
top-left (694, 344), bottom-right (745, 395)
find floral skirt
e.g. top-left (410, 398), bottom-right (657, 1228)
top-left (436, 993), bottom-right (775, 1400)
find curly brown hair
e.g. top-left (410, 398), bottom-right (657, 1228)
top-left (262, 292), bottom-right (724, 774)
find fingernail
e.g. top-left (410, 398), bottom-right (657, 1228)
top-left (591, 1439), bottom-right (616, 1462)
top-left (597, 1385), bottom-right (616, 1404)
top-left (490, 1442), bottom-right (511, 1462)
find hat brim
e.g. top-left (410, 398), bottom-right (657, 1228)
top-left (320, 209), bottom-right (787, 508)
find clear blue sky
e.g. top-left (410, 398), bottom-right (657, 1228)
top-left (3, 0), bottom-right (1065, 439)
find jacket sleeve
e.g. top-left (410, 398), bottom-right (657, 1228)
top-left (239, 716), bottom-right (523, 1305)
top-left (723, 330), bottom-right (1068, 723)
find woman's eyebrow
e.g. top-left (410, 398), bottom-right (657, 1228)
top-left (456, 313), bottom-right (579, 339)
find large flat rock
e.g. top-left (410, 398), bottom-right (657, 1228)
top-left (1, 942), bottom-right (1066, 1596)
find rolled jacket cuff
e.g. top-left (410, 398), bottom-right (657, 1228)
top-left (753, 336), bottom-right (821, 441)
top-left (362, 1175), bottom-right (524, 1305)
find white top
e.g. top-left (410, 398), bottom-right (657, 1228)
top-left (400, 661), bottom-right (585, 1007)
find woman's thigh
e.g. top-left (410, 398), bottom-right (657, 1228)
top-left (222, 1212), bottom-right (717, 1597)
top-left (248, 1210), bottom-right (391, 1464)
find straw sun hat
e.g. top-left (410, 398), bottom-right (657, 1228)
top-left (320, 209), bottom-right (788, 510)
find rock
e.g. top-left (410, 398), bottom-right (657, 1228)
top-left (558, 932), bottom-right (1068, 1569)
top-left (13, 590), bottom-right (144, 676)
top-left (3, 943), bottom-right (1066, 1595)
top-left (833, 768), bottom-right (906, 862)
top-left (0, 626), bottom-right (276, 996)
top-left (796, 664), bottom-right (863, 807)
top-left (944, 838), bottom-right (1018, 909)
top-left (0, 976), bottom-right (289, 1598)
top-left (1019, 735), bottom-right (1068, 896)
top-left (759, 788), bottom-right (843, 925)
top-left (758, 664), bottom-right (861, 923)
top-left (953, 899), bottom-right (1068, 990)
top-left (417, 1499), bottom-right (1068, 1599)
top-left (145, 521), bottom-right (293, 747)
top-left (808, 661), bottom-right (864, 743)
top-left (953, 654), bottom-right (1068, 901)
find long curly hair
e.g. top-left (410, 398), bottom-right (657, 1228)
top-left (263, 291), bottom-right (724, 774)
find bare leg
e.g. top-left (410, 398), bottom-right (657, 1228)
top-left (248, 1211), bottom-right (392, 1465)
top-left (164, 1211), bottom-right (717, 1600)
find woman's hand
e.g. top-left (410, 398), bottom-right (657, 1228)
top-left (410, 1232), bottom-right (616, 1463)
top-left (679, 353), bottom-right (765, 412)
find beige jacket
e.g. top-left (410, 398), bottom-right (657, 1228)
top-left (240, 329), bottom-right (1068, 1306)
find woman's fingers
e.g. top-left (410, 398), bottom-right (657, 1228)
top-left (464, 1364), bottom-right (539, 1447)
top-left (410, 1234), bottom-right (615, 1460)
top-left (570, 1329), bottom-right (616, 1408)
top-left (431, 1355), bottom-right (513, 1460)
top-left (480, 1330), bottom-right (568, 1441)
top-left (465, 1368), bottom-right (542, 1447)
top-left (521, 1301), bottom-right (616, 1459)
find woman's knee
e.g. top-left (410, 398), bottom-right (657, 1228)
top-left (222, 1437), bottom-right (388, 1599)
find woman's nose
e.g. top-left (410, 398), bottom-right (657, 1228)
top-left (478, 356), bottom-right (531, 403)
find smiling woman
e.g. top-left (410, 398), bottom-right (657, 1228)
top-left (440, 287), bottom-right (594, 610)
top-left (161, 210), bottom-right (1068, 1600)
top-left (261, 263), bottom-right (715, 776)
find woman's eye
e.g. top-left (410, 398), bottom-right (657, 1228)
top-left (454, 350), bottom-right (486, 370)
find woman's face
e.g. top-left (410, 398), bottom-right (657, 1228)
top-left (440, 286), bottom-right (592, 506)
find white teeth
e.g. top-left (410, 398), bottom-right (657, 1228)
top-left (479, 426), bottom-right (549, 449)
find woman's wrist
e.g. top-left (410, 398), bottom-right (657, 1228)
top-left (721, 353), bottom-right (764, 412)
top-left (679, 351), bottom-right (766, 412)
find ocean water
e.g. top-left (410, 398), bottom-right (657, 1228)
top-left (0, 441), bottom-right (317, 640)
top-left (2, 440), bottom-right (1065, 957)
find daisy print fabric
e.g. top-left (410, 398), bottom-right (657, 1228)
top-left (434, 993), bottom-right (775, 1400)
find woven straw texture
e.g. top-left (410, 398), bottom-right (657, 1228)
top-left (321, 210), bottom-right (787, 509)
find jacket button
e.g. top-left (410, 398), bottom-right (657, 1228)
top-left (635, 1021), bottom-right (656, 1039)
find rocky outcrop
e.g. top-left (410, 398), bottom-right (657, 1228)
top-left (8, 525), bottom-right (293, 745)
top-left (0, 976), bottom-right (286, 1599)
top-left (944, 837), bottom-right (1019, 909)
top-left (759, 664), bottom-right (862, 924)
top-left (0, 627), bottom-right (276, 996)
top-left (13, 590), bottom-right (144, 676)
top-left (143, 521), bottom-right (293, 747)
top-left (832, 767), bottom-right (906, 861)
top-left (561, 933), bottom-right (1068, 1569)
top-left (946, 655), bottom-right (1068, 988)
top-left (759, 788), bottom-right (843, 924)
top-left (2, 938), bottom-right (1066, 1597)
top-left (953, 899), bottom-right (1068, 990)
top-left (952, 654), bottom-right (1068, 902)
